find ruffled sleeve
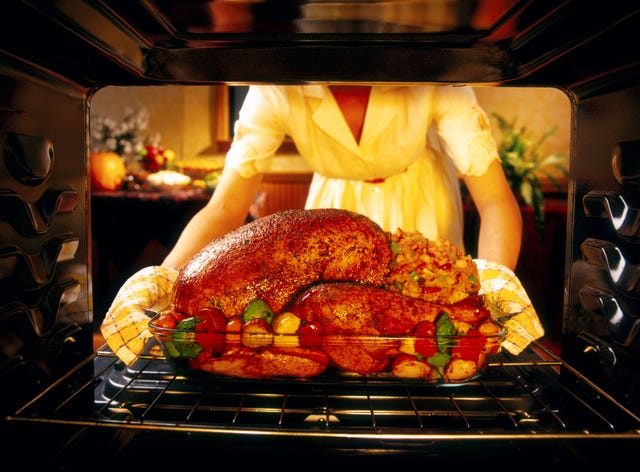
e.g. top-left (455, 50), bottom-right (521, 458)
top-left (430, 86), bottom-right (500, 177)
top-left (225, 86), bottom-right (288, 178)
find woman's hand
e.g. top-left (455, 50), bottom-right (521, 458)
top-left (100, 266), bottom-right (178, 365)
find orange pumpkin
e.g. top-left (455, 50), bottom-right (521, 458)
top-left (90, 151), bottom-right (126, 191)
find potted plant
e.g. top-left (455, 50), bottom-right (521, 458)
top-left (491, 112), bottom-right (569, 240)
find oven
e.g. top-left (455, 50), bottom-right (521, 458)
top-left (1, 0), bottom-right (640, 468)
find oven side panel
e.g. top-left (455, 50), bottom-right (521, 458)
top-left (0, 56), bottom-right (92, 415)
top-left (564, 82), bottom-right (640, 412)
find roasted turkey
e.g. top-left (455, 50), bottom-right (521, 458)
top-left (164, 208), bottom-right (499, 380)
top-left (172, 208), bottom-right (394, 318)
top-left (286, 282), bottom-right (492, 375)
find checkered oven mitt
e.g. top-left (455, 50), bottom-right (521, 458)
top-left (475, 259), bottom-right (545, 355)
top-left (100, 266), bottom-right (178, 366)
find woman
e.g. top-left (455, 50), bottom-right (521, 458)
top-left (102, 83), bottom-right (523, 366)
top-left (164, 84), bottom-right (522, 270)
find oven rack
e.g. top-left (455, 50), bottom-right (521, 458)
top-left (6, 340), bottom-right (639, 438)
top-left (4, 340), bottom-right (640, 468)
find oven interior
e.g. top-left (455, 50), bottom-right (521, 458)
top-left (1, 0), bottom-right (640, 466)
top-left (4, 341), bottom-right (640, 469)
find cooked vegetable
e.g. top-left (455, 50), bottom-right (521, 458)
top-left (272, 312), bottom-right (301, 334)
top-left (412, 321), bottom-right (438, 358)
top-left (427, 351), bottom-right (452, 368)
top-left (242, 318), bottom-right (274, 349)
top-left (153, 210), bottom-right (508, 382)
top-left (391, 354), bottom-right (432, 379)
top-left (169, 317), bottom-right (204, 358)
top-left (446, 358), bottom-right (478, 381)
top-left (451, 329), bottom-right (485, 361)
top-left (242, 299), bottom-right (274, 325)
top-left (435, 312), bottom-right (457, 352)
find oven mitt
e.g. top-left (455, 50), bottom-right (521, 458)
top-left (475, 259), bottom-right (545, 355)
top-left (100, 266), bottom-right (178, 366)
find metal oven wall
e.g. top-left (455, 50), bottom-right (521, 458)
top-left (563, 83), bottom-right (640, 411)
top-left (0, 61), bottom-right (92, 415)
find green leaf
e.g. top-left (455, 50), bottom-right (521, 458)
top-left (435, 312), bottom-right (457, 352)
top-left (176, 317), bottom-right (203, 330)
top-left (538, 153), bottom-right (568, 167)
top-left (540, 170), bottom-right (567, 191)
top-left (172, 330), bottom-right (204, 358)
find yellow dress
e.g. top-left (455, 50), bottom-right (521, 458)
top-left (225, 84), bottom-right (499, 250)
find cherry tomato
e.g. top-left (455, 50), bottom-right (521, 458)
top-left (242, 318), bottom-right (273, 349)
top-left (412, 320), bottom-right (438, 358)
top-left (224, 316), bottom-right (243, 345)
top-left (195, 332), bottom-right (225, 355)
top-left (451, 329), bottom-right (486, 361)
top-left (175, 312), bottom-right (190, 322)
top-left (197, 306), bottom-right (227, 332)
top-left (154, 313), bottom-right (177, 329)
top-left (194, 306), bottom-right (227, 354)
top-left (297, 322), bottom-right (324, 348)
top-left (449, 295), bottom-right (491, 324)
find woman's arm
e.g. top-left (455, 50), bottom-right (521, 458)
top-left (162, 167), bottom-right (264, 270)
top-left (463, 159), bottom-right (522, 270)
top-left (163, 87), bottom-right (289, 270)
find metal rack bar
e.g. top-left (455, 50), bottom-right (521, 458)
top-left (5, 344), bottom-right (640, 442)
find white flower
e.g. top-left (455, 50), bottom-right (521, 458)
top-left (90, 106), bottom-right (156, 156)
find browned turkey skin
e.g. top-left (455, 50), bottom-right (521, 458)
top-left (287, 282), bottom-right (444, 335)
top-left (172, 208), bottom-right (394, 318)
top-left (169, 209), bottom-right (495, 379)
top-left (286, 282), bottom-right (445, 374)
top-left (191, 346), bottom-right (330, 379)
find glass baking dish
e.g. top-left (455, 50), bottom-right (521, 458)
top-left (148, 304), bottom-right (508, 384)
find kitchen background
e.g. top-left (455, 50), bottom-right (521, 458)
top-left (89, 85), bottom-right (571, 350)
top-left (90, 85), bottom-right (571, 176)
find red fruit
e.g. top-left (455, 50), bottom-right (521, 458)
top-left (194, 306), bottom-right (227, 355)
top-left (225, 316), bottom-right (243, 345)
top-left (141, 145), bottom-right (167, 172)
top-left (154, 313), bottom-right (177, 329)
top-left (242, 318), bottom-right (273, 349)
top-left (197, 306), bottom-right (227, 332)
top-left (297, 323), bottom-right (324, 348)
top-left (451, 329), bottom-right (486, 362)
top-left (412, 321), bottom-right (438, 358)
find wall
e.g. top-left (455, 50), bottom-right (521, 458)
top-left (475, 86), bottom-right (572, 187)
top-left (90, 85), bottom-right (572, 177)
top-left (90, 85), bottom-right (216, 164)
